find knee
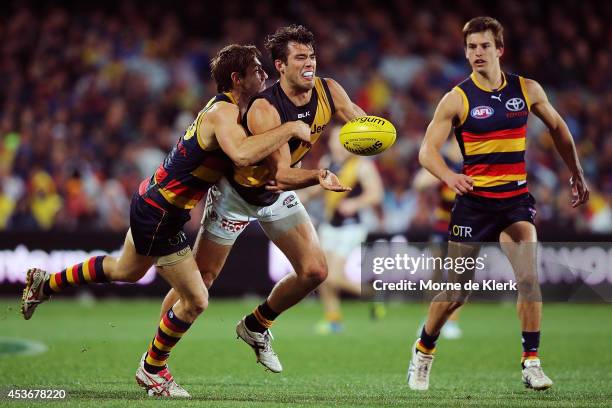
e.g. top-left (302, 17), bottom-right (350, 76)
top-left (301, 262), bottom-right (328, 286)
top-left (184, 293), bottom-right (209, 318)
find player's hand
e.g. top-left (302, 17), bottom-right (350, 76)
top-left (338, 198), bottom-right (360, 217)
top-left (570, 172), bottom-right (589, 208)
top-left (288, 121), bottom-right (312, 144)
top-left (319, 169), bottom-right (351, 192)
top-left (443, 172), bottom-right (473, 195)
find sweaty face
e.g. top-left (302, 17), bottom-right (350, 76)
top-left (241, 57), bottom-right (268, 98)
top-left (465, 31), bottom-right (503, 74)
top-left (279, 42), bottom-right (316, 91)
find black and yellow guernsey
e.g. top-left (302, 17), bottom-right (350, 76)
top-left (229, 77), bottom-right (336, 206)
top-left (139, 93), bottom-right (235, 211)
top-left (324, 156), bottom-right (363, 226)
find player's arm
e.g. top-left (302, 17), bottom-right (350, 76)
top-left (325, 78), bottom-right (367, 122)
top-left (207, 102), bottom-right (311, 167)
top-left (419, 90), bottom-right (473, 195)
top-left (525, 78), bottom-right (589, 207)
top-left (338, 159), bottom-right (383, 217)
top-left (247, 99), bottom-right (350, 192)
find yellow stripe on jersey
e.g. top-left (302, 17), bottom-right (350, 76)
top-left (453, 86), bottom-right (469, 126)
top-left (324, 157), bottom-right (360, 219)
top-left (464, 138), bottom-right (525, 155)
top-left (158, 188), bottom-right (199, 209)
top-left (471, 174), bottom-right (527, 187)
top-left (191, 165), bottom-right (223, 183)
top-left (519, 76), bottom-right (531, 111)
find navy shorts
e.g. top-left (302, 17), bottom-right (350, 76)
top-left (129, 193), bottom-right (191, 257)
top-left (448, 193), bottom-right (536, 243)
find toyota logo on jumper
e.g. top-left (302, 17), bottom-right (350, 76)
top-left (505, 98), bottom-right (525, 112)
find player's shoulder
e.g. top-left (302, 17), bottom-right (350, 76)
top-left (206, 99), bottom-right (239, 122)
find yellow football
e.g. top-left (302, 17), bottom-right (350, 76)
top-left (339, 116), bottom-right (396, 156)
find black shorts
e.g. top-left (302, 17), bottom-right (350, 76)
top-left (448, 193), bottom-right (536, 243)
top-left (129, 193), bottom-right (191, 257)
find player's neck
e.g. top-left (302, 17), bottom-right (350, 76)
top-left (279, 78), bottom-right (312, 107)
top-left (231, 90), bottom-right (250, 116)
top-left (472, 66), bottom-right (504, 91)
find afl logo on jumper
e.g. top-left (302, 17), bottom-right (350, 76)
top-left (505, 98), bottom-right (525, 112)
top-left (470, 106), bottom-right (494, 119)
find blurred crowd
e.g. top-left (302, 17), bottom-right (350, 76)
top-left (0, 0), bottom-right (610, 235)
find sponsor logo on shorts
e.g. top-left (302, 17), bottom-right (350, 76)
top-left (451, 225), bottom-right (473, 238)
top-left (283, 195), bottom-right (296, 206)
top-left (221, 218), bottom-right (249, 233)
top-left (470, 106), bottom-right (494, 119)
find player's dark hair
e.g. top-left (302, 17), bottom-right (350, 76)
top-left (210, 44), bottom-right (261, 93)
top-left (264, 25), bottom-right (315, 64)
top-left (463, 16), bottom-right (504, 49)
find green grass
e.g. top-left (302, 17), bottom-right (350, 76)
top-left (0, 298), bottom-right (611, 407)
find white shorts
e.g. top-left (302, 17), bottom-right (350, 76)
top-left (318, 222), bottom-right (368, 258)
top-left (201, 177), bottom-right (310, 245)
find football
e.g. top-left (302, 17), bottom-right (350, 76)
top-left (339, 116), bottom-right (396, 156)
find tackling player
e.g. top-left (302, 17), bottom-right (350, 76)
top-left (20, 44), bottom-right (312, 397)
top-left (407, 16), bottom-right (589, 391)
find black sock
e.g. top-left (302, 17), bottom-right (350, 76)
top-left (245, 301), bottom-right (279, 333)
top-left (418, 326), bottom-right (439, 351)
top-left (521, 331), bottom-right (540, 353)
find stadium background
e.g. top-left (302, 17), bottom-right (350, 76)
top-left (1, 1), bottom-right (611, 406)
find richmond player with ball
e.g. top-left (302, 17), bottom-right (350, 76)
top-left (159, 24), bottom-right (396, 375)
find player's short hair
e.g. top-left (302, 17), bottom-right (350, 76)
top-left (210, 44), bottom-right (261, 93)
top-left (264, 25), bottom-right (315, 64)
top-left (463, 16), bottom-right (504, 49)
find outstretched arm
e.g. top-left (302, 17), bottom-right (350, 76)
top-left (525, 78), bottom-right (589, 207)
top-left (419, 90), bottom-right (473, 195)
top-left (207, 102), bottom-right (311, 167)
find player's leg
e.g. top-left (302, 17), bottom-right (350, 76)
top-left (316, 250), bottom-right (347, 334)
top-left (159, 229), bottom-right (233, 320)
top-left (21, 229), bottom-right (154, 320)
top-left (235, 192), bottom-right (324, 372)
top-left (136, 252), bottom-right (207, 398)
top-left (500, 219), bottom-right (552, 390)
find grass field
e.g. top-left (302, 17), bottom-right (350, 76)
top-left (0, 298), bottom-right (611, 407)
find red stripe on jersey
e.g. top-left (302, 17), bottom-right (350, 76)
top-left (462, 126), bottom-right (526, 143)
top-left (154, 165), bottom-right (169, 184)
top-left (163, 179), bottom-right (191, 197)
top-left (470, 186), bottom-right (529, 199)
top-left (464, 162), bottom-right (526, 177)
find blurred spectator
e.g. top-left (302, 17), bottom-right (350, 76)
top-left (0, 0), bottom-right (609, 235)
